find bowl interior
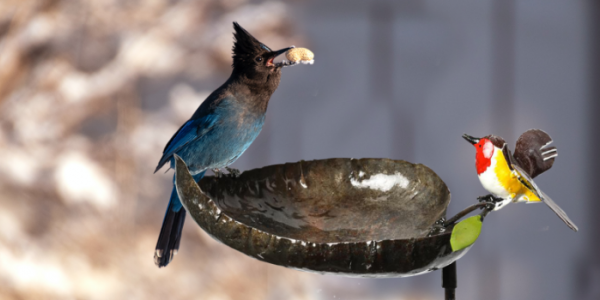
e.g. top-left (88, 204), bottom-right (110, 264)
top-left (198, 158), bottom-right (450, 243)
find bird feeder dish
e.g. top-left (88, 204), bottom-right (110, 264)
top-left (174, 156), bottom-right (479, 277)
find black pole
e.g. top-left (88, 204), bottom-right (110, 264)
top-left (442, 262), bottom-right (457, 300)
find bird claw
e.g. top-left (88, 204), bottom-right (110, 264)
top-left (478, 194), bottom-right (503, 203)
top-left (477, 194), bottom-right (493, 203)
top-left (484, 201), bottom-right (496, 211)
top-left (476, 194), bottom-right (500, 212)
top-left (225, 167), bottom-right (241, 178)
top-left (212, 168), bottom-right (241, 178)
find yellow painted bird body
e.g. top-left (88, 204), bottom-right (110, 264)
top-left (477, 143), bottom-right (541, 211)
top-left (463, 131), bottom-right (577, 231)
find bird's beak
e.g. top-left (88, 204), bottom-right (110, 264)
top-left (266, 46), bottom-right (295, 67)
top-left (462, 134), bottom-right (480, 145)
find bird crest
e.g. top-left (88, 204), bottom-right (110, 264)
top-left (232, 22), bottom-right (271, 67)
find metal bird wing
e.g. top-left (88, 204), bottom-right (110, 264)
top-left (514, 129), bottom-right (557, 178)
top-left (501, 140), bottom-right (578, 231)
top-left (501, 143), bottom-right (516, 172)
top-left (511, 162), bottom-right (579, 232)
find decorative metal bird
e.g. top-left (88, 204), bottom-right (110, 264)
top-left (463, 129), bottom-right (578, 231)
top-left (153, 22), bottom-right (296, 267)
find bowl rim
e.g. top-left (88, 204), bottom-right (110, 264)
top-left (174, 155), bottom-right (488, 277)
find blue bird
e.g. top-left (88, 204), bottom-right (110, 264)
top-left (153, 22), bottom-right (294, 267)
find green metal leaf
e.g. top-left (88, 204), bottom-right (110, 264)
top-left (450, 215), bottom-right (482, 252)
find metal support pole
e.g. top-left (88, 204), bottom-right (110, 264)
top-left (442, 262), bottom-right (457, 300)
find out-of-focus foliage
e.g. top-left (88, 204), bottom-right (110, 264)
top-left (0, 1), bottom-right (314, 299)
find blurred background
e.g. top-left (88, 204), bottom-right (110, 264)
top-left (0, 0), bottom-right (598, 299)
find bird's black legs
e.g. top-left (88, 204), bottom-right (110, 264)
top-left (477, 194), bottom-right (503, 212)
top-left (477, 194), bottom-right (503, 203)
top-left (442, 262), bottom-right (457, 300)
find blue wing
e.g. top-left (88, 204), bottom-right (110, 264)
top-left (154, 113), bottom-right (219, 173)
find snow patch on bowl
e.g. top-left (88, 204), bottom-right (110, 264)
top-left (350, 173), bottom-right (409, 192)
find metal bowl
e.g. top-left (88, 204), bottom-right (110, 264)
top-left (175, 156), bottom-right (475, 277)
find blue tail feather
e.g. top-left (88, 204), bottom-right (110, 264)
top-left (154, 171), bottom-right (205, 267)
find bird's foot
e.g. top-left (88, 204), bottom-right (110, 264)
top-left (483, 201), bottom-right (497, 211)
top-left (212, 168), bottom-right (222, 178)
top-left (478, 194), bottom-right (504, 203)
top-left (477, 194), bottom-right (493, 203)
top-left (428, 217), bottom-right (447, 236)
top-left (477, 194), bottom-right (501, 213)
top-left (225, 167), bottom-right (241, 178)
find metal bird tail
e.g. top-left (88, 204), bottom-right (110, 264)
top-left (539, 189), bottom-right (579, 232)
top-left (154, 188), bottom-right (187, 267)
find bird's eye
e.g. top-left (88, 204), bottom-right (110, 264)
top-left (255, 57), bottom-right (263, 62)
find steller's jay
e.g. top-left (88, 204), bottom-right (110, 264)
top-left (153, 22), bottom-right (295, 267)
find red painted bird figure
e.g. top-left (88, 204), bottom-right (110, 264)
top-left (463, 129), bottom-right (578, 231)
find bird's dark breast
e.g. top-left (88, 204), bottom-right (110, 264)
top-left (267, 68), bottom-right (282, 84)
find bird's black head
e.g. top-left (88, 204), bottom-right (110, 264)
top-left (231, 22), bottom-right (293, 85)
